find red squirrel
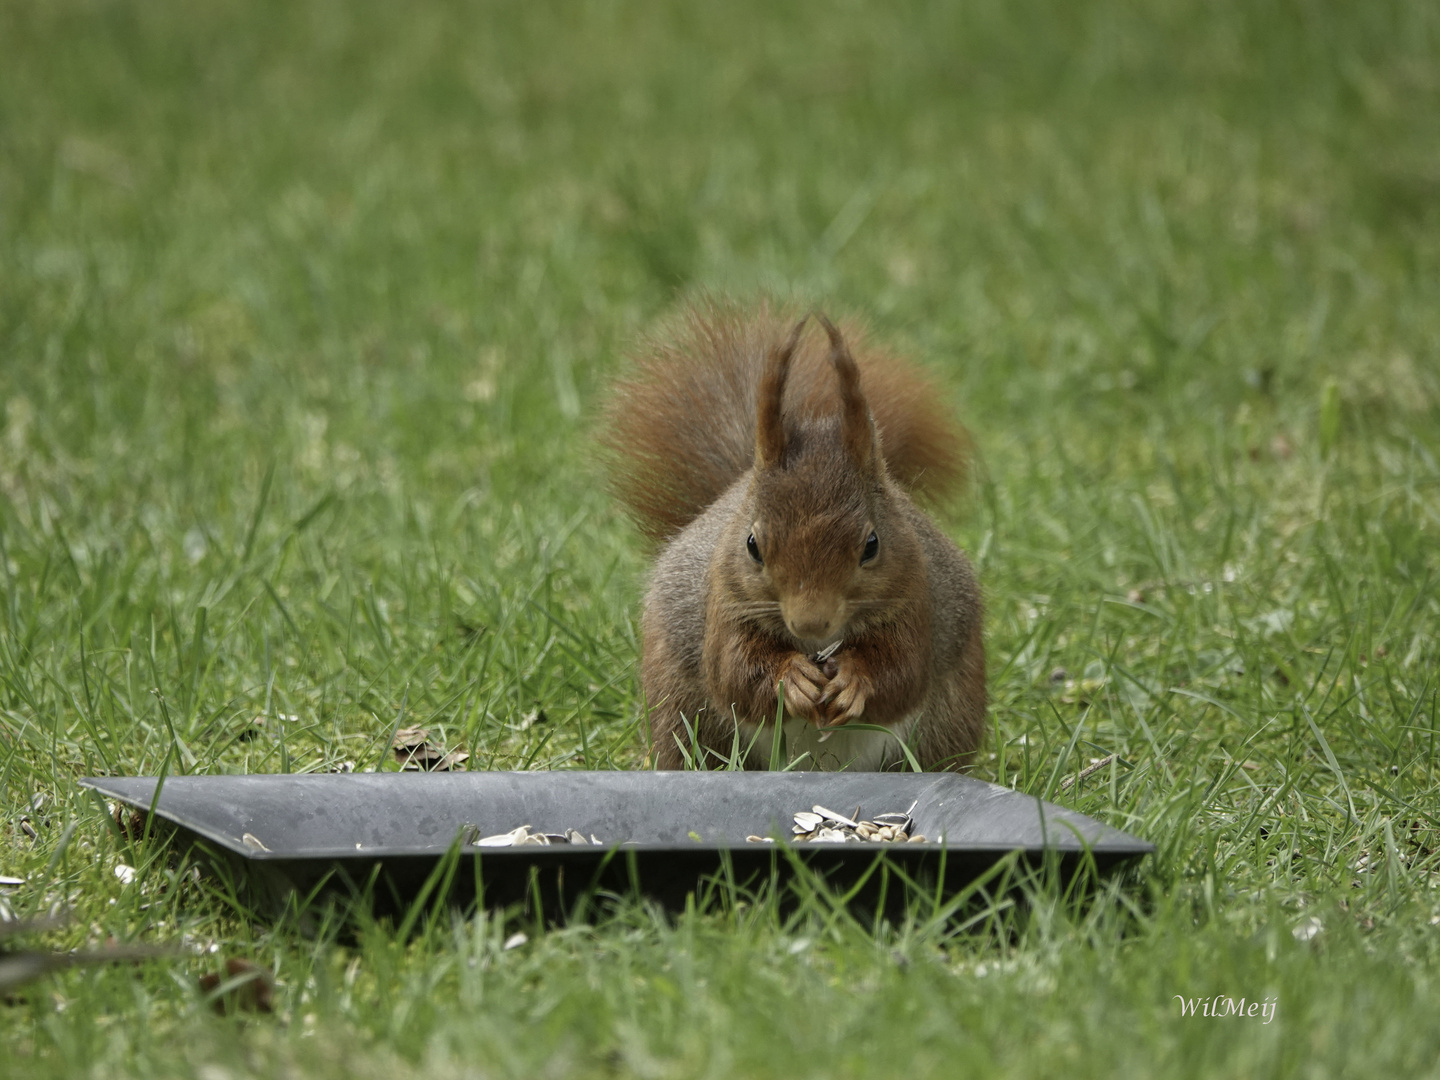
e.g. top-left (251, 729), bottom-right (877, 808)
top-left (603, 301), bottom-right (985, 771)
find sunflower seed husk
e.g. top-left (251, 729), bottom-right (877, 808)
top-left (746, 835), bottom-right (774, 843)
top-left (784, 804), bottom-right (921, 844)
top-left (812, 805), bottom-right (860, 829)
top-left (472, 824), bottom-right (603, 847)
top-left (476, 825), bottom-right (527, 847)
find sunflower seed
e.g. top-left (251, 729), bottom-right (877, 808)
top-left (871, 812), bottom-right (912, 829)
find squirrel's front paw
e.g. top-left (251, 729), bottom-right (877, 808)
top-left (777, 653), bottom-right (828, 724)
top-left (820, 653), bottom-right (872, 726)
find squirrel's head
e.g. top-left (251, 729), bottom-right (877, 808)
top-left (737, 314), bottom-right (913, 647)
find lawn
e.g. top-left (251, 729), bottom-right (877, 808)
top-left (2, 1), bottom-right (1439, 1076)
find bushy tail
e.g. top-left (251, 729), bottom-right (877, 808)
top-left (601, 299), bottom-right (970, 544)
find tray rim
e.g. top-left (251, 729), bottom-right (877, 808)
top-left (79, 772), bottom-right (1157, 863)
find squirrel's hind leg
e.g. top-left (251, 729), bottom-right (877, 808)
top-left (917, 622), bottom-right (987, 772)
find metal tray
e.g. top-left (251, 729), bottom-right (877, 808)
top-left (81, 771), bottom-right (1153, 917)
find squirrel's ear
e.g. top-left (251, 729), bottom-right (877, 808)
top-left (755, 316), bottom-right (807, 470)
top-left (818, 314), bottom-right (875, 473)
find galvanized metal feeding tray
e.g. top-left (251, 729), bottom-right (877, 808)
top-left (80, 772), bottom-right (1153, 918)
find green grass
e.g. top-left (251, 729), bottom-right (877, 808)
top-left (3, 0), bottom-right (1440, 1075)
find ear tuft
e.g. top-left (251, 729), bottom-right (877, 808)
top-left (817, 313), bottom-right (875, 471)
top-left (754, 316), bottom-right (807, 469)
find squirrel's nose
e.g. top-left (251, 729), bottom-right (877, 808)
top-left (782, 599), bottom-right (844, 643)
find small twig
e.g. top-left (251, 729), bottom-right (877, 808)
top-left (0, 939), bottom-right (177, 993)
top-left (1058, 753), bottom-right (1117, 793)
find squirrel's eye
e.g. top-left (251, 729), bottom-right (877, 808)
top-left (746, 533), bottom-right (763, 565)
top-left (861, 530), bottom-right (879, 565)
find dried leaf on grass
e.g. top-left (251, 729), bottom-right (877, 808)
top-left (112, 803), bottom-right (149, 842)
top-left (392, 727), bottom-right (468, 771)
top-left (198, 957), bottom-right (274, 1014)
top-left (392, 726), bottom-right (430, 751)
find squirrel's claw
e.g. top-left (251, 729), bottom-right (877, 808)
top-left (778, 654), bottom-right (828, 725)
top-left (784, 683), bottom-right (826, 725)
top-left (819, 653), bottom-right (870, 725)
top-left (825, 683), bottom-right (868, 725)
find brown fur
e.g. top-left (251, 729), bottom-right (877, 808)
top-left (606, 301), bottom-right (985, 772)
